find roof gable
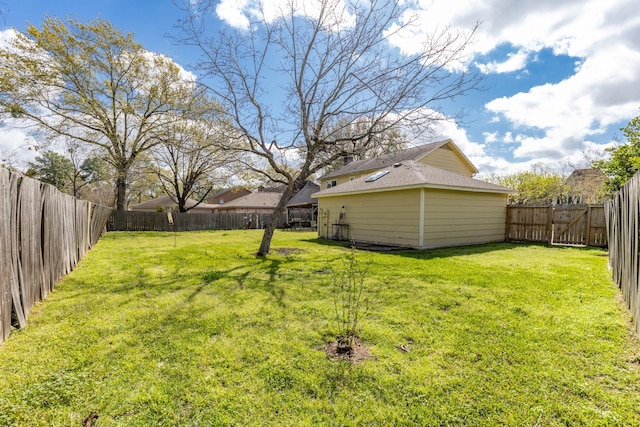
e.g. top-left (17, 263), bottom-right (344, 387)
top-left (207, 187), bottom-right (251, 204)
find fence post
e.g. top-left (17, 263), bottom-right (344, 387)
top-left (505, 205), bottom-right (511, 242)
top-left (547, 205), bottom-right (554, 245)
top-left (585, 206), bottom-right (592, 246)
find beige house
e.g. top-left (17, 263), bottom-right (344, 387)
top-left (213, 189), bottom-right (287, 228)
top-left (314, 139), bottom-right (514, 249)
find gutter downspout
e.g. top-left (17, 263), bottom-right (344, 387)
top-left (419, 188), bottom-right (425, 248)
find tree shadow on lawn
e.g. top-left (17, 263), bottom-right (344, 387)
top-left (65, 260), bottom-right (287, 318)
top-left (184, 258), bottom-right (286, 307)
top-left (257, 257), bottom-right (286, 307)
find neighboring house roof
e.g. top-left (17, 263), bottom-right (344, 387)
top-left (566, 168), bottom-right (605, 188)
top-left (190, 203), bottom-right (221, 212)
top-left (565, 168), bottom-right (606, 203)
top-left (257, 185), bottom-right (288, 193)
top-left (314, 160), bottom-right (514, 197)
top-left (129, 195), bottom-right (218, 211)
top-left (321, 139), bottom-right (478, 180)
top-left (215, 191), bottom-right (284, 210)
top-left (207, 187), bottom-right (251, 205)
top-left (287, 181), bottom-right (320, 207)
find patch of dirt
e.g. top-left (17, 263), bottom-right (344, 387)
top-left (275, 247), bottom-right (303, 255)
top-left (325, 338), bottom-right (375, 363)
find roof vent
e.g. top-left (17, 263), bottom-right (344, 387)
top-left (365, 170), bottom-right (390, 182)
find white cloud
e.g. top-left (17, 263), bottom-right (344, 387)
top-left (476, 49), bottom-right (529, 74)
top-left (0, 126), bottom-right (39, 169)
top-left (483, 131), bottom-right (498, 143)
top-left (215, 0), bottom-right (251, 30)
top-left (428, 119), bottom-right (486, 158)
top-left (503, 132), bottom-right (514, 143)
top-left (215, 0), bottom-right (355, 31)
top-left (486, 42), bottom-right (640, 162)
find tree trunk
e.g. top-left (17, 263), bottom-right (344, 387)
top-left (256, 185), bottom-right (298, 256)
top-left (115, 174), bottom-right (127, 211)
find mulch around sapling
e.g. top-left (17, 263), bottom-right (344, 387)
top-left (325, 338), bottom-right (375, 363)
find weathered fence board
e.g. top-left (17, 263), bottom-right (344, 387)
top-left (605, 172), bottom-right (640, 337)
top-left (0, 168), bottom-right (113, 346)
top-left (585, 205), bottom-right (607, 246)
top-left (505, 206), bottom-right (552, 243)
top-left (0, 169), bottom-right (11, 342)
top-left (107, 210), bottom-right (286, 232)
top-left (506, 205), bottom-right (607, 247)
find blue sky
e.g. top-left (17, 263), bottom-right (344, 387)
top-left (1, 0), bottom-right (640, 176)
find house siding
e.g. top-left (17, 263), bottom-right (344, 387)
top-left (422, 190), bottom-right (507, 248)
top-left (419, 146), bottom-right (475, 177)
top-left (318, 190), bottom-right (420, 247)
top-left (321, 172), bottom-right (370, 189)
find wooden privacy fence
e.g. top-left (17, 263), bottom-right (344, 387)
top-left (505, 205), bottom-right (607, 247)
top-left (605, 172), bottom-right (640, 337)
top-left (107, 210), bottom-right (286, 232)
top-left (0, 168), bottom-right (113, 345)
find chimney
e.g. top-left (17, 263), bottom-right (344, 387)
top-left (341, 151), bottom-right (353, 165)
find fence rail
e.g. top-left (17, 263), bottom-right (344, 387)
top-left (107, 210), bottom-right (286, 232)
top-left (0, 168), bottom-right (112, 345)
top-left (505, 205), bottom-right (607, 247)
top-left (605, 173), bottom-right (640, 337)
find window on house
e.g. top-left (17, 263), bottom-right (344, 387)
top-left (326, 180), bottom-right (337, 189)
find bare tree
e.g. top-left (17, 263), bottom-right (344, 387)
top-left (176, 0), bottom-right (482, 255)
top-left (0, 17), bottom-right (207, 210)
top-left (151, 111), bottom-right (232, 212)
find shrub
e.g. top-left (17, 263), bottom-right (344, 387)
top-left (331, 247), bottom-right (369, 353)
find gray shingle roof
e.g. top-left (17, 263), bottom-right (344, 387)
top-left (287, 181), bottom-right (320, 207)
top-left (130, 195), bottom-right (198, 210)
top-left (314, 160), bottom-right (515, 196)
top-left (214, 191), bottom-right (284, 210)
top-left (321, 140), bottom-right (451, 179)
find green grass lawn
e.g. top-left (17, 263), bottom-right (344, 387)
top-left (0, 230), bottom-right (639, 426)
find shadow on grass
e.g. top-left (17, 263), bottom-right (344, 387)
top-left (259, 257), bottom-right (286, 308)
top-left (304, 237), bottom-right (605, 260)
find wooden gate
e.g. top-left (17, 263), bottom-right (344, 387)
top-left (506, 205), bottom-right (607, 247)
